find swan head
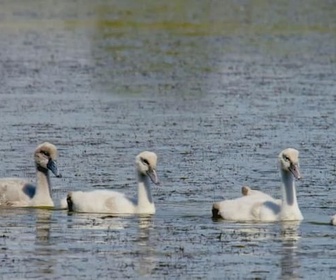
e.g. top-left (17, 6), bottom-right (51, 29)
top-left (278, 148), bottom-right (301, 180)
top-left (34, 142), bottom-right (62, 178)
top-left (136, 151), bottom-right (159, 185)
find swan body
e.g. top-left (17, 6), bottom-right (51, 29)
top-left (0, 142), bottom-right (62, 207)
top-left (66, 151), bottom-right (159, 214)
top-left (212, 148), bottom-right (303, 221)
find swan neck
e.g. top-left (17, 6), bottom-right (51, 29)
top-left (281, 169), bottom-right (297, 206)
top-left (35, 165), bottom-right (52, 201)
top-left (137, 171), bottom-right (153, 207)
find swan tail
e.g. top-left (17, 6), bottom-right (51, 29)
top-left (212, 202), bottom-right (222, 218)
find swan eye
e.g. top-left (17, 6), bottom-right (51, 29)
top-left (283, 155), bottom-right (290, 162)
top-left (141, 158), bottom-right (150, 166)
top-left (41, 151), bottom-right (50, 157)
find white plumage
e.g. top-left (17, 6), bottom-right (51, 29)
top-left (212, 148), bottom-right (303, 222)
top-left (0, 142), bottom-right (62, 207)
top-left (66, 151), bottom-right (159, 214)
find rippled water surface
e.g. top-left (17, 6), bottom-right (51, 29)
top-left (0, 1), bottom-right (335, 279)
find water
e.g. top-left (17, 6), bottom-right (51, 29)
top-left (0, 0), bottom-right (335, 279)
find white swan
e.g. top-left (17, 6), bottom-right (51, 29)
top-left (0, 142), bottom-right (62, 207)
top-left (212, 148), bottom-right (303, 221)
top-left (66, 151), bottom-right (159, 214)
top-left (330, 214), bottom-right (336, 225)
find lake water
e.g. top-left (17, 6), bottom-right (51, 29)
top-left (0, 0), bottom-right (335, 279)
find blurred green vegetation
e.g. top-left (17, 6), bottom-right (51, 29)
top-left (1, 0), bottom-right (335, 36)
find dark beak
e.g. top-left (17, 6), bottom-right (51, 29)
top-left (146, 169), bottom-right (159, 185)
top-left (289, 164), bottom-right (301, 180)
top-left (47, 159), bottom-right (62, 178)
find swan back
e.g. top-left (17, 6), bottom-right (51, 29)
top-left (242, 186), bottom-right (281, 204)
top-left (67, 190), bottom-right (136, 213)
top-left (241, 186), bottom-right (272, 198)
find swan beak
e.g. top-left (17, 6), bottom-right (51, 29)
top-left (289, 164), bottom-right (301, 180)
top-left (47, 159), bottom-right (62, 178)
top-left (147, 169), bottom-right (160, 185)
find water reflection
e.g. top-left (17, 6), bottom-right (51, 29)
top-left (136, 215), bottom-right (156, 277)
top-left (33, 209), bottom-right (55, 276)
top-left (280, 221), bottom-right (302, 279)
top-left (0, 209), bottom-right (55, 278)
top-left (35, 209), bottom-right (51, 245)
top-left (66, 213), bottom-right (129, 230)
top-left (63, 213), bottom-right (157, 277)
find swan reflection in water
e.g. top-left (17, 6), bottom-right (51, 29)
top-left (213, 218), bottom-right (303, 279)
top-left (63, 212), bottom-right (157, 276)
top-left (34, 209), bottom-right (55, 277)
top-left (136, 215), bottom-right (156, 277)
top-left (35, 209), bottom-right (52, 245)
top-left (280, 221), bottom-right (302, 280)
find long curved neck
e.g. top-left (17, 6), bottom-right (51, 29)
top-left (281, 170), bottom-right (296, 206)
top-left (137, 171), bottom-right (154, 209)
top-left (280, 169), bottom-right (302, 219)
top-left (32, 165), bottom-right (54, 206)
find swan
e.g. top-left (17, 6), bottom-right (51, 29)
top-left (0, 142), bottom-right (62, 207)
top-left (66, 151), bottom-right (159, 214)
top-left (330, 214), bottom-right (336, 225)
top-left (212, 148), bottom-right (303, 221)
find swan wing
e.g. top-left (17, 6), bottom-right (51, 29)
top-left (253, 200), bottom-right (281, 221)
top-left (104, 194), bottom-right (136, 214)
top-left (214, 195), bottom-right (266, 221)
top-left (0, 179), bottom-right (35, 206)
